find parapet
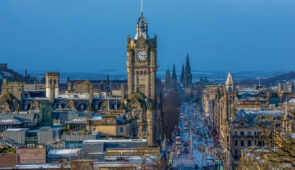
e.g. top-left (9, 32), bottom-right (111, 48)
top-left (46, 72), bottom-right (60, 77)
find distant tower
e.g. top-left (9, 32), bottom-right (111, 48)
top-left (224, 72), bottom-right (236, 121)
top-left (180, 64), bottom-right (185, 85)
top-left (184, 53), bottom-right (192, 87)
top-left (164, 66), bottom-right (171, 90)
top-left (46, 72), bottom-right (60, 99)
top-left (171, 64), bottom-right (178, 89)
top-left (67, 77), bottom-right (72, 92)
top-left (106, 74), bottom-right (111, 96)
top-left (25, 69), bottom-right (28, 79)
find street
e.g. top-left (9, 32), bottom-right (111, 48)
top-left (168, 102), bottom-right (223, 170)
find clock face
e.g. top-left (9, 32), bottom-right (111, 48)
top-left (136, 51), bottom-right (147, 61)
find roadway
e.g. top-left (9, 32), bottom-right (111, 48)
top-left (168, 102), bottom-right (223, 170)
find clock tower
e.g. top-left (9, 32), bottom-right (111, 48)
top-left (127, 12), bottom-right (157, 100)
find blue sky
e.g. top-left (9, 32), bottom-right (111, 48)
top-left (0, 0), bottom-right (294, 73)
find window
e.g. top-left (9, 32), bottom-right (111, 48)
top-left (120, 127), bottom-right (124, 134)
top-left (248, 140), bottom-right (251, 146)
top-left (240, 131), bottom-right (244, 136)
top-left (241, 141), bottom-right (244, 146)
top-left (235, 140), bottom-right (238, 146)
top-left (235, 150), bottom-right (238, 159)
top-left (235, 131), bottom-right (237, 136)
top-left (248, 131), bottom-right (251, 136)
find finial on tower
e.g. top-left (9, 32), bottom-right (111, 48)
top-left (141, 0), bottom-right (143, 16)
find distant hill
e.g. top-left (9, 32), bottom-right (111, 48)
top-left (238, 71), bottom-right (295, 86)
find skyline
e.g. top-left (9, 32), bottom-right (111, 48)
top-left (1, 0), bottom-right (295, 73)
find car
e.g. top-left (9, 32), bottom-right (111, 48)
top-left (176, 136), bottom-right (181, 145)
top-left (184, 124), bottom-right (188, 130)
top-left (177, 150), bottom-right (181, 156)
top-left (184, 142), bottom-right (189, 146)
top-left (193, 164), bottom-right (199, 169)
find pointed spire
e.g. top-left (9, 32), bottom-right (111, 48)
top-left (141, 0), bottom-right (143, 16)
top-left (180, 64), bottom-right (185, 84)
top-left (185, 53), bottom-right (191, 74)
top-left (225, 72), bottom-right (234, 92)
top-left (172, 64), bottom-right (177, 80)
top-left (171, 64), bottom-right (178, 89)
top-left (184, 53), bottom-right (192, 87)
top-left (165, 67), bottom-right (171, 90)
top-left (225, 72), bottom-right (234, 85)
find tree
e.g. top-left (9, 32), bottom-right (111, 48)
top-left (162, 90), bottom-right (181, 140)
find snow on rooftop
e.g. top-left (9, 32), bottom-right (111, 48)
top-left (48, 149), bottom-right (81, 155)
top-left (5, 128), bottom-right (28, 132)
top-left (91, 115), bottom-right (102, 120)
top-left (83, 139), bottom-right (148, 144)
top-left (66, 118), bottom-right (87, 123)
top-left (15, 164), bottom-right (60, 169)
top-left (0, 118), bottom-right (22, 124)
top-left (243, 110), bottom-right (284, 115)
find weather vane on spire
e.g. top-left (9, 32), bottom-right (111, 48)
top-left (141, 0), bottom-right (143, 16)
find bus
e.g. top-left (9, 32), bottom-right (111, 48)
top-left (176, 136), bottom-right (181, 145)
top-left (184, 124), bottom-right (188, 130)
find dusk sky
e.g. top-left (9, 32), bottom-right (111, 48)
top-left (0, 0), bottom-right (294, 73)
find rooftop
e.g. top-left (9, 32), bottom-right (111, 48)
top-left (5, 128), bottom-right (29, 132)
top-left (83, 139), bottom-right (148, 144)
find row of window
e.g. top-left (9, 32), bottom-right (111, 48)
top-left (234, 140), bottom-right (263, 147)
top-left (234, 131), bottom-right (258, 136)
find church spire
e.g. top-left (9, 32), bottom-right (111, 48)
top-left (180, 64), bottom-right (184, 84)
top-left (165, 66), bottom-right (171, 90)
top-left (171, 64), bottom-right (178, 89)
top-left (172, 64), bottom-right (177, 81)
top-left (185, 53), bottom-right (191, 75)
top-left (184, 53), bottom-right (192, 87)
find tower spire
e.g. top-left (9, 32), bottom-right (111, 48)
top-left (141, 0), bottom-right (143, 16)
